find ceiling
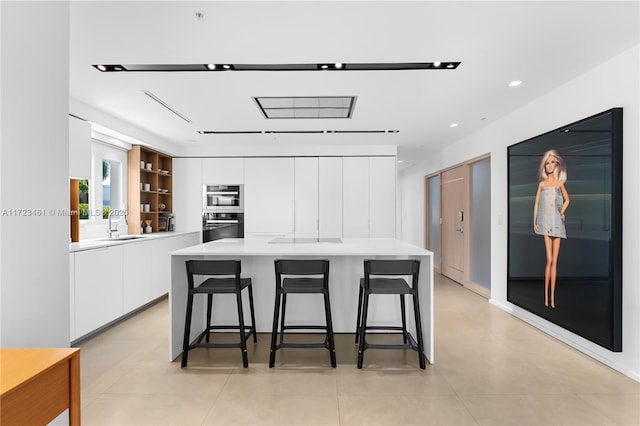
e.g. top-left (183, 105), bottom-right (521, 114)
top-left (69, 1), bottom-right (639, 164)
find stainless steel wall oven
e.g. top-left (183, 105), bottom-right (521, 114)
top-left (202, 184), bottom-right (244, 242)
top-left (203, 184), bottom-right (243, 212)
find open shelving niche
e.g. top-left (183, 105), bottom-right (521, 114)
top-left (127, 145), bottom-right (173, 234)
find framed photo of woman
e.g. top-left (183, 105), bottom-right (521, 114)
top-left (507, 108), bottom-right (623, 352)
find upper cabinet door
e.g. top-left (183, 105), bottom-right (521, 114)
top-left (343, 157), bottom-right (370, 238)
top-left (202, 158), bottom-right (244, 184)
top-left (319, 157), bottom-right (343, 238)
top-left (173, 158), bottom-right (202, 233)
top-left (294, 157), bottom-right (319, 238)
top-left (369, 156), bottom-right (396, 238)
top-left (244, 158), bottom-right (295, 233)
top-left (69, 116), bottom-right (91, 178)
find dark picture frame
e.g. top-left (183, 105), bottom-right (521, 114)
top-left (507, 108), bottom-right (622, 352)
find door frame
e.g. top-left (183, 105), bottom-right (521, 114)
top-left (424, 153), bottom-right (491, 298)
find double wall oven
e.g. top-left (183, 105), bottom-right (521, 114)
top-left (202, 184), bottom-right (244, 242)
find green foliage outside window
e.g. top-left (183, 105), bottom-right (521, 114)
top-left (79, 179), bottom-right (89, 219)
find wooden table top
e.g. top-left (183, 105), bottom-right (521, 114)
top-left (1, 348), bottom-right (80, 396)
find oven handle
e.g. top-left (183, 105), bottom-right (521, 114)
top-left (206, 191), bottom-right (239, 195)
top-left (206, 220), bottom-right (239, 224)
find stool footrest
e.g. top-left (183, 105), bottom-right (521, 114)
top-left (192, 342), bottom-right (248, 349)
top-left (361, 332), bottom-right (420, 351)
top-left (282, 325), bottom-right (328, 331)
top-left (276, 342), bottom-right (330, 349)
top-left (363, 326), bottom-right (406, 332)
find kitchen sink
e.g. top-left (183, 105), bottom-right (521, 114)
top-left (98, 235), bottom-right (146, 241)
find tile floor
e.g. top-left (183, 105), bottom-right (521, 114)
top-left (77, 274), bottom-right (639, 425)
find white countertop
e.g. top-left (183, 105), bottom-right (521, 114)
top-left (69, 231), bottom-right (199, 252)
top-left (171, 237), bottom-right (432, 257)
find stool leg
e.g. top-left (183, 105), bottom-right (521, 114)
top-left (355, 283), bottom-right (363, 343)
top-left (181, 292), bottom-right (194, 368)
top-left (323, 290), bottom-right (337, 368)
top-left (357, 290), bottom-right (370, 369)
top-left (279, 293), bottom-right (288, 346)
top-left (412, 292), bottom-right (426, 369)
top-left (236, 290), bottom-right (248, 368)
top-left (269, 290), bottom-right (282, 368)
top-left (247, 284), bottom-right (257, 343)
top-left (205, 294), bottom-right (213, 343)
top-left (400, 294), bottom-right (408, 344)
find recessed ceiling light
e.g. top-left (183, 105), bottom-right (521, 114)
top-left (508, 80), bottom-right (522, 87)
top-left (446, 64), bottom-right (454, 69)
top-left (320, 64), bottom-right (329, 69)
top-left (450, 123), bottom-right (459, 128)
top-left (97, 64), bottom-right (107, 72)
top-left (222, 64), bottom-right (231, 70)
top-left (206, 64), bottom-right (216, 70)
top-left (335, 62), bottom-right (343, 69)
top-left (398, 160), bottom-right (404, 163)
top-left (433, 62), bottom-right (441, 67)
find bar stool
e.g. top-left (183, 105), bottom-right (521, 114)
top-left (269, 259), bottom-right (336, 368)
top-left (355, 259), bottom-right (425, 369)
top-left (181, 259), bottom-right (256, 368)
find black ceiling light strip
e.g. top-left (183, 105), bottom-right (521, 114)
top-left (93, 62), bottom-right (461, 72)
top-left (197, 130), bottom-right (399, 135)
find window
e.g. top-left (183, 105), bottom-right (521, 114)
top-left (89, 141), bottom-right (127, 222)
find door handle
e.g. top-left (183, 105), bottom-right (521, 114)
top-left (456, 227), bottom-right (464, 233)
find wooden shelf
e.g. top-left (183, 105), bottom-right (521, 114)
top-left (127, 146), bottom-right (173, 234)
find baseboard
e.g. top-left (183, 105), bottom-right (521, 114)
top-left (489, 298), bottom-right (640, 383)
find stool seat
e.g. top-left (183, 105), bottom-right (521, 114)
top-left (269, 259), bottom-right (336, 368)
top-left (282, 277), bottom-right (326, 293)
top-left (196, 277), bottom-right (252, 293)
top-left (359, 277), bottom-right (412, 294)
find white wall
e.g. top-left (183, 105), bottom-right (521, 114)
top-left (0, 2), bottom-right (71, 347)
top-left (398, 45), bottom-right (640, 381)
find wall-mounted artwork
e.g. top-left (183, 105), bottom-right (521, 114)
top-left (507, 108), bottom-right (622, 351)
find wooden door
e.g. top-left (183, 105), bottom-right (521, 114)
top-left (441, 166), bottom-right (467, 283)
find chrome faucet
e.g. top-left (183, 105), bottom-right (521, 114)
top-left (107, 210), bottom-right (119, 238)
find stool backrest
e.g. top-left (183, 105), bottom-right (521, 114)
top-left (275, 259), bottom-right (329, 275)
top-left (363, 259), bottom-right (420, 288)
top-left (274, 259), bottom-right (330, 288)
top-left (185, 259), bottom-right (242, 289)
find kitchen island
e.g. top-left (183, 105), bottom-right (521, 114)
top-left (170, 238), bottom-right (434, 363)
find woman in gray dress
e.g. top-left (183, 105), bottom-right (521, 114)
top-left (533, 150), bottom-right (570, 308)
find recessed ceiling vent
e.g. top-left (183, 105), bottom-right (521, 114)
top-left (141, 90), bottom-right (192, 123)
top-left (253, 96), bottom-right (356, 119)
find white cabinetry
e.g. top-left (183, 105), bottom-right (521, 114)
top-left (244, 158), bottom-right (295, 234)
top-left (150, 233), bottom-right (198, 297)
top-left (69, 116), bottom-right (91, 178)
top-left (123, 242), bottom-right (152, 312)
top-left (343, 156), bottom-right (396, 238)
top-left (71, 232), bottom-right (200, 342)
top-left (294, 157), bottom-right (319, 238)
top-left (173, 158), bottom-right (202, 234)
top-left (202, 158), bottom-right (244, 184)
top-left (319, 157), bottom-right (343, 238)
top-left (369, 156), bottom-right (396, 238)
top-left (343, 157), bottom-right (371, 238)
top-left (69, 253), bottom-right (75, 340)
top-left (74, 246), bottom-right (124, 338)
